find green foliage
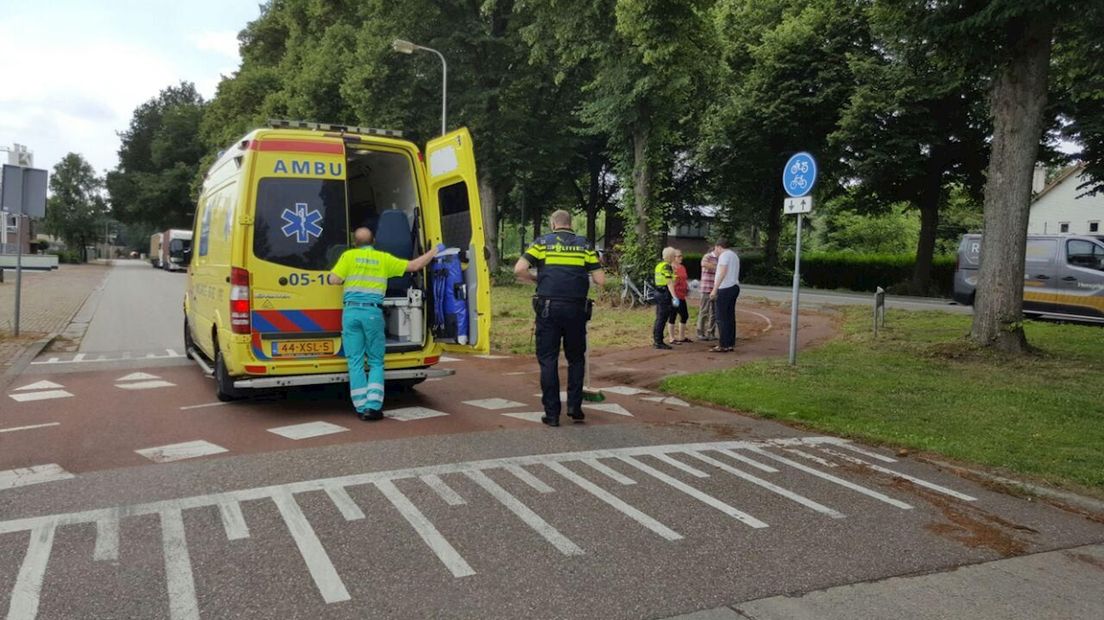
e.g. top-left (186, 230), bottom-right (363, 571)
top-left (797, 252), bottom-right (956, 296)
top-left (815, 203), bottom-right (920, 255)
top-left (106, 82), bottom-right (206, 229)
top-left (664, 308), bottom-right (1104, 491)
top-left (44, 153), bottom-right (107, 263)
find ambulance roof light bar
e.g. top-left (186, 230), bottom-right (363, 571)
top-left (267, 119), bottom-right (403, 139)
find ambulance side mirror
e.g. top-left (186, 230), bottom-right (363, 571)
top-left (181, 249), bottom-right (192, 266)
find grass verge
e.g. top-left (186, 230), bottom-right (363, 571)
top-left (662, 307), bottom-right (1104, 494)
top-left (490, 283), bottom-right (700, 354)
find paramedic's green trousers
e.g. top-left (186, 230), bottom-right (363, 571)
top-left (342, 304), bottom-right (386, 413)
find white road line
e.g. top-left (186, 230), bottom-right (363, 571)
top-left (462, 398), bottom-right (527, 410)
top-left (465, 470), bottom-right (584, 556)
top-left (501, 411), bottom-right (545, 423)
top-left (618, 456), bottom-right (768, 529)
top-left (0, 464), bottom-right (75, 490)
top-left (715, 448), bottom-right (779, 473)
top-left (272, 491), bottom-right (351, 603)
top-left (747, 447), bottom-right (913, 510)
top-left (385, 407), bottom-right (449, 422)
top-left (116, 380), bottom-right (176, 390)
top-left (94, 517), bottom-right (120, 561)
top-left (376, 479), bottom-right (475, 578)
top-left (545, 462), bottom-right (681, 541)
top-left (178, 402), bottom-right (229, 411)
top-left (13, 380), bottom-right (64, 391)
top-left (160, 509), bottom-right (200, 620)
top-left (737, 308), bottom-right (774, 333)
top-left (783, 448), bottom-right (838, 468)
top-left (117, 372), bottom-right (161, 381)
top-left (268, 421), bottom-right (349, 440)
top-left (0, 422), bottom-right (60, 434)
top-left (813, 439), bottom-right (897, 463)
top-left (72, 353), bottom-right (85, 362)
top-left (8, 390), bottom-right (73, 402)
top-left (136, 440), bottom-right (228, 463)
top-left (420, 475), bottom-right (467, 506)
top-left (651, 453), bottom-right (709, 478)
top-left (583, 459), bottom-right (636, 485)
top-left (506, 465), bottom-right (555, 493)
top-left (686, 451), bottom-right (845, 519)
top-left (817, 448), bottom-right (977, 502)
top-left (325, 487), bottom-right (366, 520)
top-left (166, 349), bottom-right (180, 357)
top-left (7, 523), bottom-right (56, 620)
top-left (640, 396), bottom-right (690, 407)
top-left (599, 386), bottom-right (651, 395)
top-left (218, 502), bottom-right (250, 540)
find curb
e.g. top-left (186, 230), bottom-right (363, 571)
top-left (0, 266), bottom-right (110, 393)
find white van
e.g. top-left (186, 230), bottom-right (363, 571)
top-left (954, 234), bottom-right (1104, 322)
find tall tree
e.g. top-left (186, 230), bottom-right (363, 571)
top-left (45, 154), bottom-right (106, 262)
top-left (106, 83), bottom-right (206, 229)
top-left (832, 2), bottom-right (989, 294)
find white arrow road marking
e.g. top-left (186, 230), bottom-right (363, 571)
top-left (385, 407), bottom-right (449, 422)
top-left (267, 421), bottom-right (349, 440)
top-left (462, 398), bottom-right (527, 410)
top-left (582, 403), bottom-right (633, 417)
top-left (116, 380), bottom-right (176, 390)
top-left (116, 372), bottom-right (162, 381)
top-left (0, 464), bottom-right (75, 490)
top-left (13, 380), bottom-right (65, 391)
top-left (8, 390), bottom-right (73, 402)
top-left (136, 440), bottom-right (228, 463)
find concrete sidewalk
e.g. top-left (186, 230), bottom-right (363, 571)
top-left (0, 262), bottom-right (108, 370)
top-left (664, 543), bottom-right (1104, 620)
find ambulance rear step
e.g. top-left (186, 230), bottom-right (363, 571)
top-left (233, 367), bottom-right (454, 389)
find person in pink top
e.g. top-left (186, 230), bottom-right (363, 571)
top-left (668, 250), bottom-right (692, 343)
top-left (696, 247), bottom-right (718, 341)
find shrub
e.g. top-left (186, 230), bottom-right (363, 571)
top-left (736, 251), bottom-right (954, 296)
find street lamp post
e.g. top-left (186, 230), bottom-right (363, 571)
top-left (392, 39), bottom-right (447, 136)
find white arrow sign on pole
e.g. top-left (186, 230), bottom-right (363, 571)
top-left (784, 196), bottom-right (813, 215)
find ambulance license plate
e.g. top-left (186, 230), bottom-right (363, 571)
top-left (271, 340), bottom-right (334, 357)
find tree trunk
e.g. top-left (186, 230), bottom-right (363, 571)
top-left (631, 121), bottom-right (653, 252)
top-left (970, 16), bottom-right (1054, 353)
top-left (764, 199), bottom-right (782, 267)
top-left (477, 175), bottom-right (500, 270)
top-left (911, 170), bottom-right (942, 295)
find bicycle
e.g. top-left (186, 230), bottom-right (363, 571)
top-left (619, 272), bottom-right (656, 308)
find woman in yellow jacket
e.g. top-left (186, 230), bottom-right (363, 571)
top-left (652, 247), bottom-right (678, 349)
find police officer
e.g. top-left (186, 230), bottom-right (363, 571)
top-left (653, 247), bottom-right (678, 349)
top-left (329, 227), bottom-right (440, 420)
top-left (514, 210), bottom-right (605, 427)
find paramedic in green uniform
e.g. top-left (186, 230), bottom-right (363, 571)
top-left (329, 227), bottom-right (440, 420)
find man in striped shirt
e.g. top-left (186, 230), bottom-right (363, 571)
top-left (696, 247), bottom-right (718, 340)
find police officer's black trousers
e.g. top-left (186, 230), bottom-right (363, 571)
top-left (653, 291), bottom-right (672, 345)
top-left (535, 299), bottom-right (588, 418)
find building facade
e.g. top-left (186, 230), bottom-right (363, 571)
top-left (1028, 165), bottom-right (1104, 235)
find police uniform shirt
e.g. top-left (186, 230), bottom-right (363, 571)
top-left (523, 230), bottom-right (601, 299)
top-left (331, 246), bottom-right (408, 303)
top-left (654, 261), bottom-right (674, 287)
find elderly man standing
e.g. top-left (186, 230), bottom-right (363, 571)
top-left (514, 209), bottom-right (605, 427)
top-left (329, 227), bottom-right (440, 420)
top-left (696, 245), bottom-right (719, 341)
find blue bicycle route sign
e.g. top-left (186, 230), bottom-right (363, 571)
top-left (782, 152), bottom-right (817, 198)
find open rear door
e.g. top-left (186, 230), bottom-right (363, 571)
top-left (425, 128), bottom-right (490, 354)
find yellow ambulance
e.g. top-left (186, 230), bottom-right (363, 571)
top-left (183, 120), bottom-right (490, 401)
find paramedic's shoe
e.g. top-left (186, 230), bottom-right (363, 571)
top-left (541, 415), bottom-right (560, 427)
top-left (566, 409), bottom-right (585, 423)
top-left (359, 409), bottom-right (384, 421)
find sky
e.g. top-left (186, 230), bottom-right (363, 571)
top-left (0, 0), bottom-right (262, 178)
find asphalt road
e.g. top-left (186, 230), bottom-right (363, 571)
top-left (78, 261), bottom-right (187, 355)
top-left (738, 284), bottom-right (973, 314)
top-left (2, 262), bottom-right (1101, 619)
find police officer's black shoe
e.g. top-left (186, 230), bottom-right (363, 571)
top-left (654, 343), bottom-right (673, 350)
top-left (540, 415), bottom-right (560, 427)
top-left (566, 410), bottom-right (585, 423)
top-left (359, 409), bottom-right (384, 421)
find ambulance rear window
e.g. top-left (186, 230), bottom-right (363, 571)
top-left (253, 178), bottom-right (348, 270)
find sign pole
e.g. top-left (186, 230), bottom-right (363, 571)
top-left (14, 215), bottom-right (22, 336)
top-left (788, 213), bottom-right (803, 365)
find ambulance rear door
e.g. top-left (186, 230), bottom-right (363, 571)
top-left (425, 128), bottom-right (490, 354)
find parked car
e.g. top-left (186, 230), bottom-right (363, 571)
top-left (954, 233), bottom-right (1104, 322)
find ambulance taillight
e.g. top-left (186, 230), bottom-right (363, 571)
top-left (230, 267), bottom-right (251, 334)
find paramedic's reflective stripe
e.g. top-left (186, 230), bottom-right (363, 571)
top-left (655, 262), bottom-right (673, 286)
top-left (345, 285), bottom-right (387, 296)
top-left (346, 274), bottom-right (388, 285)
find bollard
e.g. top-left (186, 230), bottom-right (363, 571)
top-left (873, 286), bottom-right (886, 336)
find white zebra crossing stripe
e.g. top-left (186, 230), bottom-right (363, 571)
top-left (136, 440), bottom-right (228, 463)
top-left (94, 517), bottom-right (120, 562)
top-left (618, 455), bottom-right (769, 529)
top-left (268, 421), bottom-right (349, 440)
top-left (273, 491), bottom-right (351, 603)
top-left (421, 475), bottom-right (467, 506)
top-left (747, 447), bottom-right (914, 510)
top-left (218, 502), bottom-right (250, 540)
top-left (545, 462), bottom-right (681, 542)
top-left (583, 458), bottom-right (636, 485)
top-left (376, 479), bottom-right (475, 578)
top-left (7, 523), bottom-right (56, 620)
top-left (817, 448), bottom-right (977, 502)
top-left (0, 464), bottom-right (75, 490)
top-left (385, 407), bottom-right (449, 421)
top-left (506, 465), bottom-right (555, 493)
top-left (651, 453), bottom-right (709, 478)
top-left (8, 390), bottom-right (73, 402)
top-left (465, 470), bottom-right (584, 556)
top-left (684, 451), bottom-right (845, 519)
top-left (161, 509), bottom-right (200, 620)
top-left (325, 487), bottom-right (366, 521)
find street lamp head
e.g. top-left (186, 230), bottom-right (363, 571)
top-left (391, 39), bottom-right (416, 54)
